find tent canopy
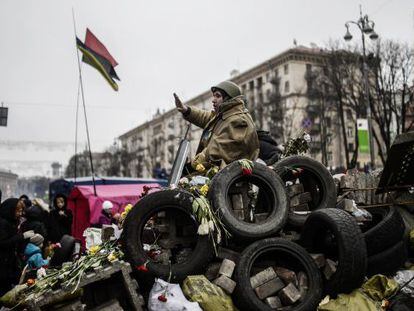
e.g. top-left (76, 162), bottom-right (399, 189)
top-left (49, 176), bottom-right (167, 203)
top-left (67, 183), bottom-right (160, 241)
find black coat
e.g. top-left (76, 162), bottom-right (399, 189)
top-left (48, 209), bottom-right (73, 243)
top-left (0, 198), bottom-right (24, 280)
top-left (257, 130), bottom-right (282, 165)
top-left (20, 205), bottom-right (48, 240)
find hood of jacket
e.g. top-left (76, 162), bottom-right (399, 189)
top-left (53, 193), bottom-right (68, 210)
top-left (24, 243), bottom-right (42, 257)
top-left (24, 205), bottom-right (43, 221)
top-left (0, 198), bottom-right (19, 222)
top-left (217, 95), bottom-right (246, 115)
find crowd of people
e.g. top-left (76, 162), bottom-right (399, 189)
top-left (0, 192), bottom-right (123, 297)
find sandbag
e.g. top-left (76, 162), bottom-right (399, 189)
top-left (318, 290), bottom-right (380, 311)
top-left (148, 278), bottom-right (202, 311)
top-left (182, 275), bottom-right (237, 311)
top-left (362, 274), bottom-right (399, 301)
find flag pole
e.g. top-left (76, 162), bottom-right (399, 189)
top-left (74, 79), bottom-right (81, 184)
top-left (72, 8), bottom-right (97, 196)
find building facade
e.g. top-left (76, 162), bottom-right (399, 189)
top-left (0, 169), bottom-right (18, 199)
top-left (119, 45), bottom-right (376, 178)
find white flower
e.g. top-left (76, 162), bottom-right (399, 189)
top-left (197, 218), bottom-right (209, 235)
top-left (217, 230), bottom-right (222, 244)
top-left (179, 177), bottom-right (189, 185)
top-left (303, 133), bottom-right (311, 142)
top-left (37, 267), bottom-right (47, 279)
top-left (208, 220), bottom-right (215, 232)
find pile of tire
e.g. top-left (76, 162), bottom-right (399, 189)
top-left (122, 156), bottom-right (407, 310)
top-left (361, 206), bottom-right (407, 276)
top-left (209, 160), bottom-right (336, 310)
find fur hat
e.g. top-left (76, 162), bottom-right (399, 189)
top-left (30, 233), bottom-right (44, 247)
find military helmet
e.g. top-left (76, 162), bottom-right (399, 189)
top-left (211, 81), bottom-right (242, 99)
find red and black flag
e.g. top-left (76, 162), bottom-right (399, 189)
top-left (76, 28), bottom-right (120, 91)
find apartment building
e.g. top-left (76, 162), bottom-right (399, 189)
top-left (119, 45), bottom-right (373, 178)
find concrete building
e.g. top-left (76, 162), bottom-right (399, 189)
top-left (0, 168), bottom-right (18, 199)
top-left (119, 45), bottom-right (376, 178)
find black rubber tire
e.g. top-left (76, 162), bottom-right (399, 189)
top-left (367, 240), bottom-right (408, 277)
top-left (361, 207), bottom-right (405, 256)
top-left (208, 161), bottom-right (289, 240)
top-left (300, 209), bottom-right (367, 296)
top-left (50, 234), bottom-right (76, 267)
top-left (273, 155), bottom-right (337, 227)
top-left (234, 238), bottom-right (322, 311)
top-left (123, 189), bottom-right (214, 282)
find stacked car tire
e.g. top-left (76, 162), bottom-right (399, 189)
top-left (123, 156), bottom-right (408, 310)
top-left (361, 207), bottom-right (407, 276)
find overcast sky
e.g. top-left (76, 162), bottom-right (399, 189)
top-left (0, 0), bottom-right (413, 177)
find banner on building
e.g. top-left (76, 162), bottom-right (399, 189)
top-left (357, 118), bottom-right (369, 153)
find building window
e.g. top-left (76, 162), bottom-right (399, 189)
top-left (249, 81), bottom-right (254, 90)
top-left (284, 64), bottom-right (289, 75)
top-left (284, 81), bottom-right (290, 93)
top-left (257, 77), bottom-right (263, 89)
top-left (327, 152), bottom-right (333, 161)
top-left (348, 143), bottom-right (354, 151)
top-left (326, 134), bottom-right (332, 145)
top-left (153, 124), bottom-right (162, 135)
top-left (266, 89), bottom-right (271, 101)
top-left (266, 73), bottom-right (270, 82)
top-left (347, 126), bottom-right (353, 138)
top-left (346, 110), bottom-right (353, 120)
top-left (274, 68), bottom-right (279, 77)
top-left (326, 117), bottom-right (331, 128)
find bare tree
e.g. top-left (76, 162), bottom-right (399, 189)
top-left (369, 40), bottom-right (414, 165)
top-left (267, 73), bottom-right (284, 142)
top-left (307, 44), bottom-right (364, 169)
top-left (65, 151), bottom-right (92, 177)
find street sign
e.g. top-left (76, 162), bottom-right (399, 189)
top-left (302, 118), bottom-right (312, 128)
top-left (0, 105), bottom-right (8, 127)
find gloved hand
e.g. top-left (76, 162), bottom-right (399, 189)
top-left (23, 230), bottom-right (35, 239)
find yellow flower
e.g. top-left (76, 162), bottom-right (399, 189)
top-left (121, 211), bottom-right (127, 218)
top-left (195, 163), bottom-right (206, 173)
top-left (88, 245), bottom-right (100, 255)
top-left (125, 204), bottom-right (133, 213)
top-left (107, 252), bottom-right (117, 262)
top-left (200, 184), bottom-right (209, 196)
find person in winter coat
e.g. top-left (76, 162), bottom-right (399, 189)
top-left (257, 130), bottom-right (283, 165)
top-left (20, 205), bottom-right (48, 241)
top-left (48, 194), bottom-right (73, 243)
top-left (24, 234), bottom-right (49, 270)
top-left (0, 198), bottom-right (35, 296)
top-left (95, 200), bottom-right (114, 227)
top-left (174, 81), bottom-right (259, 170)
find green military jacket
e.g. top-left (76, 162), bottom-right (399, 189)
top-left (184, 95), bottom-right (259, 169)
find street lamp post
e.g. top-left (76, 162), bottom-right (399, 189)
top-left (344, 7), bottom-right (378, 170)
